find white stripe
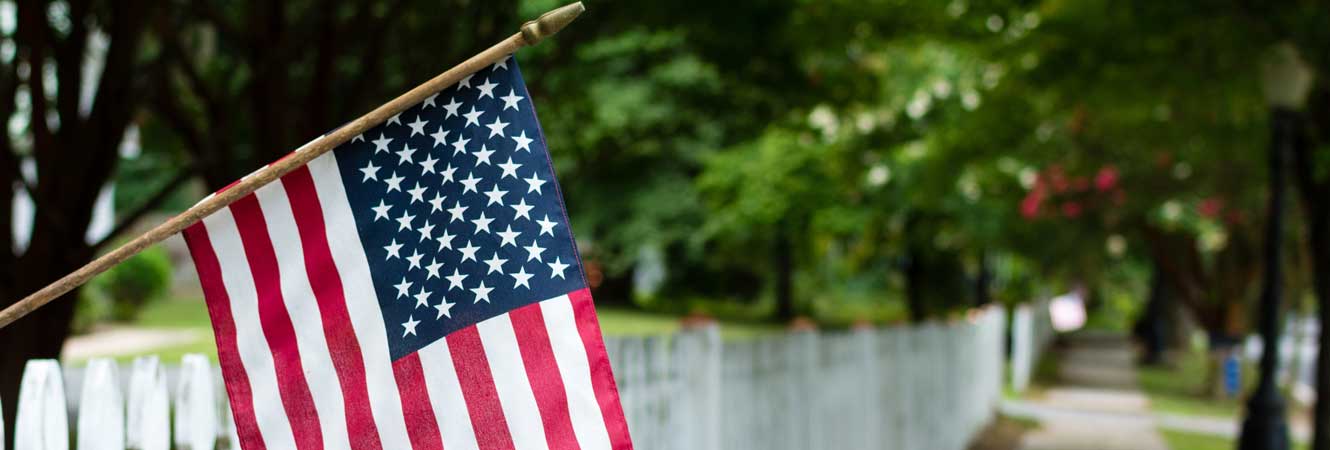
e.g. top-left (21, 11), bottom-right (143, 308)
top-left (416, 340), bottom-right (481, 450)
top-left (540, 296), bottom-right (613, 450)
top-left (204, 209), bottom-right (297, 449)
top-left (476, 314), bottom-right (548, 450)
top-left (306, 152), bottom-right (414, 450)
top-left (254, 182), bottom-right (353, 449)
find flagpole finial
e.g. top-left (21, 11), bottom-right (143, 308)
top-left (521, 2), bottom-right (586, 46)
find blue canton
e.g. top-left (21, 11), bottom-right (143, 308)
top-left (332, 58), bottom-right (586, 360)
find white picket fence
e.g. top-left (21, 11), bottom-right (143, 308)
top-left (1008, 299), bottom-right (1055, 393)
top-left (4, 306), bottom-right (1007, 450)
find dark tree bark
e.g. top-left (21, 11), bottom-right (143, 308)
top-left (773, 220), bottom-right (795, 322)
top-left (153, 0), bottom-right (521, 190)
top-left (0, 1), bottom-right (159, 444)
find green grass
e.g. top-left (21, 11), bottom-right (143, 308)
top-left (1159, 429), bottom-right (1306, 450)
top-left (68, 296), bottom-right (787, 363)
top-left (1138, 348), bottom-right (1250, 418)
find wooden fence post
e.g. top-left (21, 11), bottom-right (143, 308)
top-left (14, 359), bottom-right (68, 450)
top-left (75, 359), bottom-right (124, 450)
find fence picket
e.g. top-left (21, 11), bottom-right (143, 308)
top-left (3, 305), bottom-right (1014, 450)
top-left (14, 359), bottom-right (68, 450)
top-left (173, 354), bottom-right (218, 450)
top-left (75, 359), bottom-right (124, 450)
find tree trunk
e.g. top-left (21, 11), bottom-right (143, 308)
top-left (773, 220), bottom-right (795, 321)
top-left (1309, 210), bottom-right (1330, 450)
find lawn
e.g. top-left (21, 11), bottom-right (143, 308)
top-left (67, 296), bottom-right (785, 363)
top-left (1160, 429), bottom-right (1307, 450)
top-left (1138, 346), bottom-right (1250, 418)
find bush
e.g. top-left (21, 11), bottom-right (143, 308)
top-left (88, 246), bottom-right (174, 323)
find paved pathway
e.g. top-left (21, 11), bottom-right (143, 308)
top-left (62, 326), bottom-right (200, 360)
top-left (1005, 332), bottom-right (1170, 450)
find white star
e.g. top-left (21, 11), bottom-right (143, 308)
top-left (483, 253), bottom-right (507, 275)
top-left (547, 258), bottom-right (570, 279)
top-left (373, 134), bottom-right (392, 153)
top-left (537, 215), bottom-right (558, 236)
top-left (459, 74), bottom-right (474, 89)
top-left (384, 239), bottom-right (404, 260)
top-left (447, 201), bottom-right (469, 223)
top-left (511, 198), bottom-right (533, 221)
top-left (497, 225), bottom-right (521, 248)
top-left (425, 258), bottom-right (443, 280)
top-left (445, 269), bottom-right (467, 291)
top-left (492, 57), bottom-right (509, 71)
top-left (498, 158), bottom-right (522, 179)
top-left (477, 78), bottom-right (498, 99)
top-left (394, 277), bottom-right (412, 299)
top-left (419, 153), bottom-right (439, 174)
top-left (511, 266), bottom-right (533, 289)
top-left (395, 145), bottom-right (417, 165)
top-left (525, 172), bottom-right (546, 194)
top-left (463, 107), bottom-right (483, 128)
top-left (371, 200), bottom-right (392, 221)
top-left (407, 116), bottom-right (428, 136)
top-left (443, 98), bottom-right (462, 118)
top-left (441, 164), bottom-right (458, 184)
top-left (434, 299), bottom-right (455, 319)
top-left (471, 213), bottom-right (494, 234)
top-left (402, 316), bottom-right (420, 337)
top-left (430, 127), bottom-right (449, 148)
top-left (395, 211), bottom-right (415, 232)
top-left (413, 288), bottom-right (432, 309)
top-left (436, 229), bottom-right (457, 250)
top-left (417, 220), bottom-right (435, 242)
top-left (472, 148), bottom-right (497, 169)
top-left (483, 184), bottom-right (507, 206)
top-left (385, 172), bottom-right (405, 192)
top-left (512, 131), bottom-right (533, 152)
top-left (460, 173), bottom-right (482, 194)
top-left (501, 89), bottom-right (524, 111)
top-left (407, 183), bottom-right (428, 204)
top-left (406, 250), bottom-right (424, 270)
top-left (471, 281), bottom-right (494, 303)
top-left (428, 192), bottom-right (446, 213)
top-left (424, 93), bottom-right (438, 108)
top-left (485, 117), bottom-right (509, 139)
top-left (524, 240), bottom-right (546, 262)
top-left (360, 161), bottom-right (381, 182)
top-left (388, 112), bottom-right (403, 126)
top-left (353, 133), bottom-right (365, 142)
top-left (451, 136), bottom-right (471, 156)
top-left (459, 241), bottom-right (480, 262)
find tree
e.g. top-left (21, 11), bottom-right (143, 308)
top-left (0, 0), bottom-right (163, 441)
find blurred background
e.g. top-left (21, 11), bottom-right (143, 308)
top-left (0, 1), bottom-right (1329, 449)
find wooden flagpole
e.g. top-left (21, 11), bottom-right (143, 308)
top-left (0, 2), bottom-right (586, 329)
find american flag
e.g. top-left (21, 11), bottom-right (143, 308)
top-left (183, 57), bottom-right (632, 450)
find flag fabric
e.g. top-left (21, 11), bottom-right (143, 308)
top-left (183, 57), bottom-right (632, 450)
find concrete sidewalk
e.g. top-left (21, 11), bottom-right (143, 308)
top-left (1006, 332), bottom-right (1169, 450)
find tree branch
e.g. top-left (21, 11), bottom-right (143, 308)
top-left (92, 166), bottom-right (195, 252)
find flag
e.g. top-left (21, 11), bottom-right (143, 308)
top-left (183, 57), bottom-right (632, 450)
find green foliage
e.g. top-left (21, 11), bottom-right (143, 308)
top-left (86, 246), bottom-right (174, 323)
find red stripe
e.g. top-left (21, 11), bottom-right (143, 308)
top-left (568, 289), bottom-right (633, 449)
top-left (390, 353), bottom-right (444, 450)
top-left (282, 167), bottom-right (385, 450)
top-left (447, 326), bottom-right (518, 450)
top-left (183, 224), bottom-right (267, 449)
top-left (509, 303), bottom-right (581, 449)
top-left (230, 195), bottom-right (325, 450)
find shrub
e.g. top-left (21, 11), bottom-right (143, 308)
top-left (90, 245), bottom-right (174, 322)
